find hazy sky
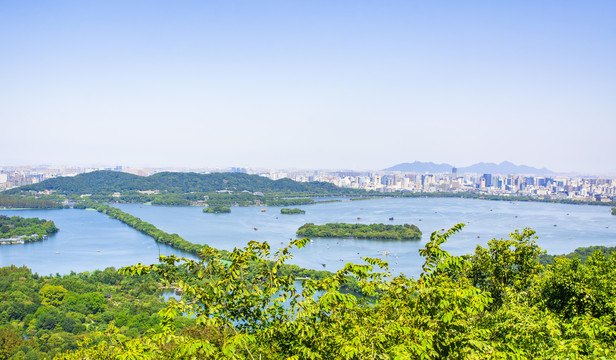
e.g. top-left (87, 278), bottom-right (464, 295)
top-left (1, 1), bottom-right (614, 173)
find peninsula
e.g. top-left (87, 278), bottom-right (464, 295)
top-left (0, 215), bottom-right (58, 244)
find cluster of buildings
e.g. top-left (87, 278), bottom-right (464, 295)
top-left (2, 165), bottom-right (615, 203)
top-left (254, 169), bottom-right (616, 203)
top-left (0, 165), bottom-right (157, 191)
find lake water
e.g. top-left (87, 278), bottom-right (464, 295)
top-left (0, 208), bottom-right (185, 275)
top-left (1, 198), bottom-right (615, 277)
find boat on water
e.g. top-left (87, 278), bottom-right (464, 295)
top-left (254, 227), bottom-right (258, 231)
top-left (261, 209), bottom-right (266, 212)
top-left (389, 217), bottom-right (394, 221)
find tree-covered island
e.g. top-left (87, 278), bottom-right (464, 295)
top-left (203, 205), bottom-right (231, 214)
top-left (611, 207), bottom-right (616, 215)
top-left (297, 222), bottom-right (422, 240)
top-left (280, 208), bottom-right (305, 214)
top-left (0, 215), bottom-right (58, 244)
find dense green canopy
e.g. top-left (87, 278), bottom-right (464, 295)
top-left (203, 206), bottom-right (231, 214)
top-left (5, 171), bottom-right (346, 195)
top-left (297, 222), bottom-right (422, 240)
top-left (0, 215), bottom-right (58, 240)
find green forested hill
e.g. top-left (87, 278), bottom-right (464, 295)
top-left (4, 170), bottom-right (348, 195)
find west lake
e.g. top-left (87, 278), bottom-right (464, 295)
top-left (1, 197), bottom-right (615, 277)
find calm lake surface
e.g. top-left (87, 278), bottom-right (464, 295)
top-left (0, 208), bottom-right (184, 275)
top-left (2, 198), bottom-right (615, 277)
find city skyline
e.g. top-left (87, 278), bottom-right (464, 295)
top-left (1, 160), bottom-right (614, 177)
top-left (1, 1), bottom-right (614, 173)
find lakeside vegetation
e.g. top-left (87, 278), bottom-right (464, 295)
top-left (0, 195), bottom-right (65, 209)
top-left (74, 201), bottom-right (204, 255)
top-left (280, 208), bottom-right (305, 215)
top-left (203, 205), bottom-right (231, 214)
top-left (297, 222), bottom-right (422, 240)
top-left (43, 225), bottom-right (616, 359)
top-left (72, 201), bottom-right (337, 285)
top-left (0, 215), bottom-right (58, 242)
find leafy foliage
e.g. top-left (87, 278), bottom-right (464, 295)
top-left (52, 223), bottom-right (616, 359)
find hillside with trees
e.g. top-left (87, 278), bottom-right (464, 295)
top-left (5, 171), bottom-right (350, 196)
top-left (539, 244), bottom-right (616, 265)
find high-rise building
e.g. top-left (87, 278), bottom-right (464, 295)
top-left (482, 174), bottom-right (493, 187)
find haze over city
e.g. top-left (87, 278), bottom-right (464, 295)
top-left (1, 1), bottom-right (614, 173)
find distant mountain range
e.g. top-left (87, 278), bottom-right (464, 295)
top-left (383, 161), bottom-right (554, 175)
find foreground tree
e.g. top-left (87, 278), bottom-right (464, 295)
top-left (55, 224), bottom-right (616, 359)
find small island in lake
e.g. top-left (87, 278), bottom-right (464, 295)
top-left (281, 208), bottom-right (305, 215)
top-left (0, 215), bottom-right (59, 244)
top-left (296, 222), bottom-right (422, 240)
top-left (203, 205), bottom-right (231, 214)
top-left (611, 207), bottom-right (616, 216)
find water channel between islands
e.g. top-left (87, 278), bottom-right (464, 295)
top-left (1, 197), bottom-right (614, 277)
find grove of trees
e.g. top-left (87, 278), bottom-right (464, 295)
top-left (280, 208), bottom-right (306, 214)
top-left (297, 222), bottom-right (422, 240)
top-left (0, 215), bottom-right (58, 241)
top-left (203, 206), bottom-right (231, 214)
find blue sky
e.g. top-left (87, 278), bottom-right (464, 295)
top-left (1, 1), bottom-right (614, 173)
